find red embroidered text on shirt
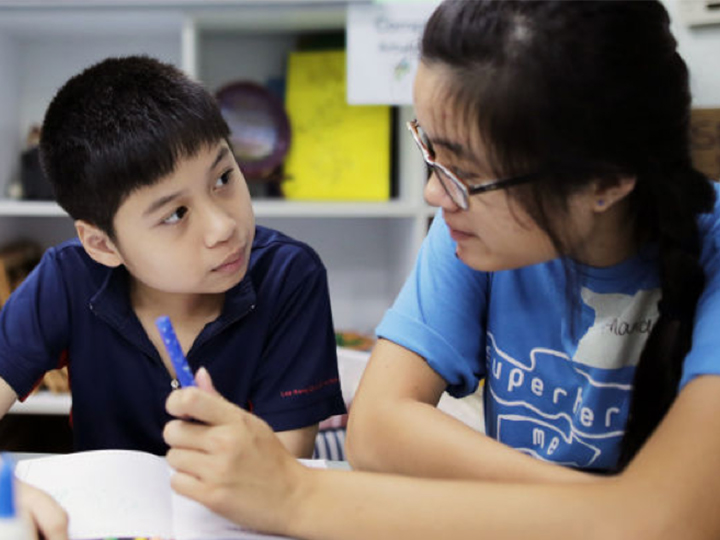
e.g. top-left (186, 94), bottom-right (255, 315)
top-left (280, 377), bottom-right (339, 398)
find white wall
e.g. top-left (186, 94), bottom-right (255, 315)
top-left (663, 0), bottom-right (720, 106)
top-left (0, 33), bottom-right (19, 198)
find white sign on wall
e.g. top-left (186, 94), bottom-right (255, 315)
top-left (347, 2), bottom-right (439, 105)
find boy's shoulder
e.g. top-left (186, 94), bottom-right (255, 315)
top-left (36, 237), bottom-right (112, 287)
top-left (250, 225), bottom-right (325, 273)
top-left (45, 237), bottom-right (102, 268)
top-left (51, 236), bottom-right (85, 254)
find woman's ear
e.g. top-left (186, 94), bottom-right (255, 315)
top-left (593, 176), bottom-right (637, 213)
top-left (75, 220), bottom-right (123, 268)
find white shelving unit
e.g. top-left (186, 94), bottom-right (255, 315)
top-left (0, 0), bottom-right (431, 335)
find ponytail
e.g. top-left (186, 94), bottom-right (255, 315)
top-left (617, 166), bottom-right (715, 469)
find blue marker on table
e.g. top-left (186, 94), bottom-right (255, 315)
top-left (155, 315), bottom-right (197, 388)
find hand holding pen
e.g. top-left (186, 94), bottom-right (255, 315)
top-left (158, 317), bottom-right (303, 535)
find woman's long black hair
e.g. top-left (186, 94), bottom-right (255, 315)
top-left (421, 0), bottom-right (715, 470)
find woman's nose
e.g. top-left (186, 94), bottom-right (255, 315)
top-left (424, 170), bottom-right (459, 211)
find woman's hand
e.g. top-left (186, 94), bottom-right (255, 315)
top-left (16, 480), bottom-right (69, 540)
top-left (163, 367), bottom-right (313, 536)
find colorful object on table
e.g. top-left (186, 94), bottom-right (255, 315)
top-left (155, 316), bottom-right (197, 388)
top-left (96, 537), bottom-right (169, 539)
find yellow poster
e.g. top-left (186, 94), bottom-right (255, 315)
top-left (283, 50), bottom-right (391, 201)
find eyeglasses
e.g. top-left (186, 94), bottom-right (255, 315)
top-left (407, 119), bottom-right (541, 210)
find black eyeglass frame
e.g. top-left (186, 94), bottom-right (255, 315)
top-left (407, 119), bottom-right (541, 210)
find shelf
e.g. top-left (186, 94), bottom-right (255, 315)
top-left (252, 200), bottom-right (424, 218)
top-left (0, 200), bottom-right (67, 217)
top-left (0, 0), bottom-right (359, 8)
top-left (189, 3), bottom-right (347, 33)
top-left (9, 391), bottom-right (71, 416)
top-left (0, 9), bottom-right (185, 38)
top-left (0, 199), bottom-right (427, 219)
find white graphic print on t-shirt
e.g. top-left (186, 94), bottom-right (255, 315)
top-left (486, 287), bottom-right (661, 469)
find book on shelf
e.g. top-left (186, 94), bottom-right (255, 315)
top-left (0, 240), bottom-right (41, 307)
top-left (690, 108), bottom-right (720, 181)
top-left (15, 449), bottom-right (326, 540)
top-left (282, 49), bottom-right (392, 201)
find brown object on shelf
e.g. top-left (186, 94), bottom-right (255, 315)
top-left (40, 366), bottom-right (70, 394)
top-left (0, 240), bottom-right (42, 307)
top-left (690, 108), bottom-right (720, 181)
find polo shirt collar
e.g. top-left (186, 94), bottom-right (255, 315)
top-left (89, 265), bottom-right (258, 357)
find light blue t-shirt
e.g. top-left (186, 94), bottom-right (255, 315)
top-left (377, 183), bottom-right (720, 470)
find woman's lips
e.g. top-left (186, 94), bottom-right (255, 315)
top-left (447, 225), bottom-right (473, 242)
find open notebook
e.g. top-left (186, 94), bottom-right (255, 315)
top-left (16, 449), bottom-right (326, 540)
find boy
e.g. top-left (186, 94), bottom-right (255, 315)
top-left (0, 55), bottom-right (345, 458)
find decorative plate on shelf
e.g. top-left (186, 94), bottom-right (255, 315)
top-left (215, 81), bottom-right (291, 181)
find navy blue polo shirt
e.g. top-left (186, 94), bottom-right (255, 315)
top-left (0, 225), bottom-right (345, 454)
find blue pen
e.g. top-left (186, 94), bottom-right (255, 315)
top-left (155, 315), bottom-right (197, 388)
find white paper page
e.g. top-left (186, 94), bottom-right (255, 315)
top-left (346, 2), bottom-right (439, 105)
top-left (16, 450), bottom-right (173, 540)
top-left (170, 459), bottom-right (328, 540)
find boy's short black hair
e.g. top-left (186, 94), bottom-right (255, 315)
top-left (40, 55), bottom-right (230, 239)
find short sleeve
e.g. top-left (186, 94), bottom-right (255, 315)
top-left (0, 247), bottom-right (70, 397)
top-left (248, 248), bottom-right (345, 431)
top-left (681, 191), bottom-right (720, 388)
top-left (376, 211), bottom-right (489, 397)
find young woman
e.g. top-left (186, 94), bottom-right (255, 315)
top-left (163, 2), bottom-right (720, 538)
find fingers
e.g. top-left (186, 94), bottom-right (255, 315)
top-left (164, 367), bottom-right (257, 456)
top-left (17, 482), bottom-right (69, 540)
top-left (194, 366), bottom-right (219, 395)
top-left (166, 446), bottom-right (219, 481)
top-left (33, 506), bottom-right (69, 540)
top-left (164, 413), bottom-right (259, 463)
top-left (169, 467), bottom-right (207, 501)
top-left (165, 384), bottom-right (245, 426)
top-left (166, 441), bottom-right (253, 488)
top-left (163, 418), bottom-right (212, 451)
top-left (169, 468), bottom-right (231, 518)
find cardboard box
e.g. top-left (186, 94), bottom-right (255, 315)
top-left (690, 108), bottom-right (720, 181)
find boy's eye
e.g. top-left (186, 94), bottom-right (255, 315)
top-left (162, 206), bottom-right (188, 225)
top-left (215, 169), bottom-right (233, 188)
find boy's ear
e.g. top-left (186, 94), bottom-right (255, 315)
top-left (592, 176), bottom-right (637, 213)
top-left (75, 220), bottom-right (123, 268)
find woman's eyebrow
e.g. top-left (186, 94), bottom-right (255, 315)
top-left (432, 136), bottom-right (487, 171)
top-left (431, 136), bottom-right (473, 161)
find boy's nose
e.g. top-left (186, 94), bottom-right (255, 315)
top-left (203, 206), bottom-right (235, 247)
